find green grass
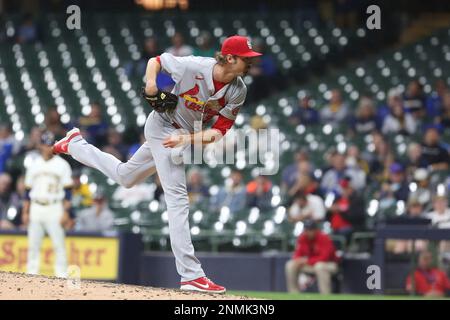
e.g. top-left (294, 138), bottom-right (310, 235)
top-left (228, 291), bottom-right (446, 300)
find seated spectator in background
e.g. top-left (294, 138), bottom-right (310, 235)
top-left (246, 175), bottom-right (272, 210)
top-left (346, 145), bottom-right (370, 176)
top-left (186, 167), bottom-right (210, 206)
top-left (166, 32), bottom-right (193, 57)
top-left (382, 101), bottom-right (416, 136)
top-left (377, 88), bottom-right (401, 128)
top-left (289, 92), bottom-right (320, 126)
top-left (16, 13), bottom-right (38, 44)
top-left (403, 79), bottom-right (426, 121)
top-left (327, 178), bottom-right (365, 239)
top-left (426, 195), bottom-right (450, 229)
top-left (405, 142), bottom-right (427, 176)
top-left (78, 102), bottom-right (109, 147)
top-left (193, 31), bottom-right (215, 57)
top-left (125, 37), bottom-right (175, 91)
top-left (281, 150), bottom-right (313, 193)
top-left (20, 126), bottom-right (42, 155)
top-left (285, 220), bottom-right (339, 294)
top-left (288, 191), bottom-right (325, 223)
top-left (379, 162), bottom-right (410, 202)
top-left (364, 131), bottom-right (392, 180)
top-left (419, 126), bottom-right (450, 171)
top-left (438, 91), bottom-right (450, 129)
top-left (288, 172), bottom-right (319, 198)
top-left (320, 89), bottom-right (350, 125)
top-left (44, 106), bottom-right (67, 139)
top-left (387, 197), bottom-right (428, 254)
top-left (75, 190), bottom-right (114, 232)
top-left (0, 173), bottom-right (17, 229)
top-left (104, 128), bottom-right (128, 162)
top-left (406, 250), bottom-right (450, 297)
top-left (426, 79), bottom-right (447, 119)
top-left (209, 170), bottom-right (246, 214)
top-left (320, 152), bottom-right (366, 195)
top-left (350, 96), bottom-right (378, 135)
top-left (71, 170), bottom-right (93, 210)
top-left (409, 168), bottom-right (432, 209)
top-left (128, 133), bottom-right (146, 159)
top-left (0, 124), bottom-right (17, 173)
top-left (247, 39), bottom-right (279, 102)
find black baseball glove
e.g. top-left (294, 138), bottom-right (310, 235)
top-left (141, 87), bottom-right (178, 114)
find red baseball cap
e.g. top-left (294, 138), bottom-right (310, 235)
top-left (221, 35), bottom-right (262, 57)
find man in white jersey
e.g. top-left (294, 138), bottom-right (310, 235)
top-left (23, 131), bottom-right (73, 278)
top-left (52, 35), bottom-right (261, 293)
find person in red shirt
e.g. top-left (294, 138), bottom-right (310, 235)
top-left (285, 220), bottom-right (339, 294)
top-left (328, 177), bottom-right (365, 241)
top-left (406, 250), bottom-right (450, 297)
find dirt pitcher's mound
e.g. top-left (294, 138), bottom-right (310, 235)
top-left (0, 271), bottom-right (254, 300)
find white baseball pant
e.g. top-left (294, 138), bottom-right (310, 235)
top-left (68, 111), bottom-right (205, 282)
top-left (27, 202), bottom-right (68, 278)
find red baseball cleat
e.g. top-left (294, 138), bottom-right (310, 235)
top-left (52, 128), bottom-right (81, 155)
top-left (180, 277), bottom-right (226, 294)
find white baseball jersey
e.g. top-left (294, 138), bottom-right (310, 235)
top-left (158, 53), bottom-right (247, 132)
top-left (25, 155), bottom-right (73, 203)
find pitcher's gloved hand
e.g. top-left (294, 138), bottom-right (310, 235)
top-left (141, 87), bottom-right (178, 114)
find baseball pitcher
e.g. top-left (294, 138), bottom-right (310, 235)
top-left (23, 131), bottom-right (73, 278)
top-left (53, 35), bottom-right (261, 293)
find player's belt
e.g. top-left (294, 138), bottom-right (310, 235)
top-left (32, 199), bottom-right (58, 206)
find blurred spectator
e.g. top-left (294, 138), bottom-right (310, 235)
top-left (281, 150), bottom-right (311, 193)
top-left (387, 198), bottom-right (428, 254)
top-left (437, 91), bottom-right (450, 129)
top-left (44, 106), bottom-right (67, 139)
top-left (21, 126), bottom-right (43, 154)
top-left (104, 128), bottom-right (128, 161)
top-left (378, 162), bottom-right (410, 202)
top-left (246, 175), bottom-right (273, 210)
top-left (382, 100), bottom-right (416, 136)
top-left (125, 37), bottom-right (175, 91)
top-left (0, 173), bottom-right (17, 229)
top-left (288, 172), bottom-right (319, 198)
top-left (346, 145), bottom-right (370, 175)
top-left (71, 170), bottom-right (93, 210)
top-left (166, 32), bottom-right (193, 57)
top-left (289, 92), bottom-right (320, 126)
top-left (128, 133), bottom-right (146, 159)
top-left (426, 195), bottom-right (450, 229)
top-left (320, 89), bottom-right (350, 125)
top-left (409, 168), bottom-right (432, 208)
top-left (16, 13), bottom-right (39, 44)
top-left (247, 39), bottom-right (279, 102)
top-left (427, 79), bottom-right (447, 119)
top-left (376, 88), bottom-right (401, 127)
top-left (364, 131), bottom-right (392, 179)
top-left (187, 167), bottom-right (210, 206)
top-left (403, 79), bottom-right (426, 121)
top-left (320, 152), bottom-right (366, 195)
top-left (209, 170), bottom-right (246, 214)
top-left (288, 191), bottom-right (325, 223)
top-left (0, 124), bottom-right (17, 173)
top-left (350, 96), bottom-right (378, 135)
top-left (406, 250), bottom-right (450, 297)
top-left (419, 126), bottom-right (450, 171)
top-left (78, 102), bottom-right (109, 146)
top-left (75, 190), bottom-right (114, 232)
top-left (285, 220), bottom-right (339, 294)
top-left (11, 175), bottom-right (26, 228)
top-left (193, 31), bottom-right (215, 57)
top-left (327, 177), bottom-right (365, 239)
top-left (405, 142), bottom-right (427, 176)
